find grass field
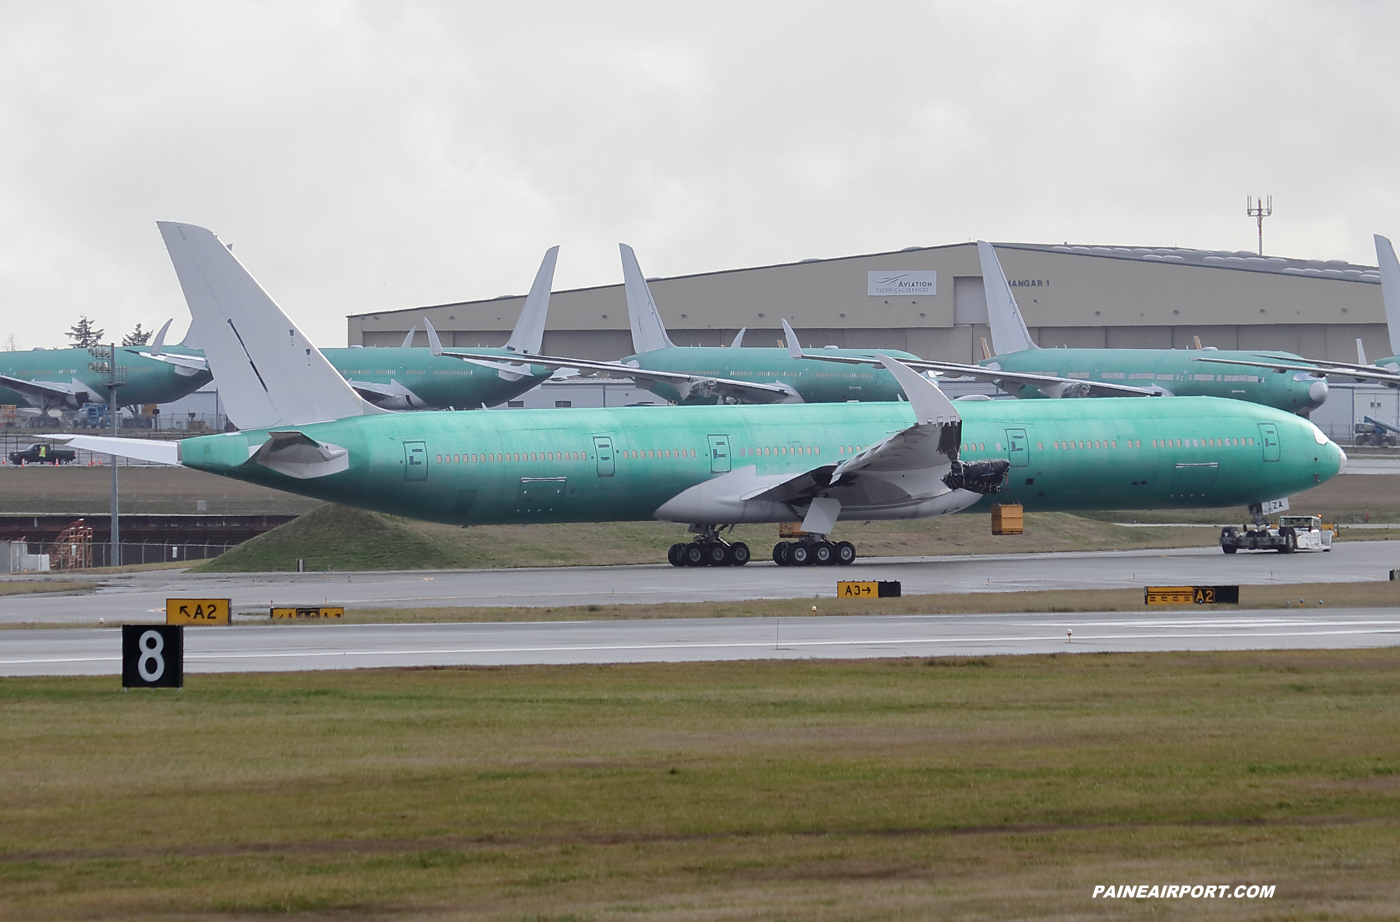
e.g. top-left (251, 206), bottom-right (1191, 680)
top-left (3, 651), bottom-right (1398, 919)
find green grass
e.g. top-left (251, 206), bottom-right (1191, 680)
top-left (2, 652), bottom-right (1399, 919)
top-left (194, 504), bottom-right (1232, 572)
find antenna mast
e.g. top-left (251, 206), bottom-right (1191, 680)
top-left (1246, 194), bottom-right (1273, 256)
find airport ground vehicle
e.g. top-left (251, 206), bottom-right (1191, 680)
top-left (8, 443), bottom-right (76, 465)
top-left (1354, 416), bottom-right (1400, 447)
top-left (1219, 515), bottom-right (1334, 553)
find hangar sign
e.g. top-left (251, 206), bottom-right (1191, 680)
top-left (868, 270), bottom-right (936, 297)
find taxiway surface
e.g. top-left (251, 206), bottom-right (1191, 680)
top-left (5, 608), bottom-right (1399, 676)
top-left (3, 540), bottom-right (1399, 626)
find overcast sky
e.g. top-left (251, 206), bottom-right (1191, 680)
top-left (2, 1), bottom-right (1397, 349)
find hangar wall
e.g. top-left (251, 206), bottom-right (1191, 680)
top-left (346, 242), bottom-right (1387, 365)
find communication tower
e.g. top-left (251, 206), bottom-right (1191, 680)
top-left (1247, 194), bottom-right (1273, 256)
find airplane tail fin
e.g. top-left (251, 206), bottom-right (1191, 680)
top-left (620, 243), bottom-right (676, 354)
top-left (1375, 234), bottom-right (1400, 356)
top-left (157, 222), bottom-right (384, 430)
top-left (1358, 338), bottom-right (1369, 367)
top-left (980, 337), bottom-right (991, 361)
top-left (504, 246), bottom-right (559, 355)
top-left (977, 241), bottom-right (1037, 355)
top-left (781, 319), bottom-right (804, 358)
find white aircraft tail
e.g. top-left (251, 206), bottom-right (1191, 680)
top-left (977, 241), bottom-right (1037, 355)
top-left (620, 243), bottom-right (676, 354)
top-left (1375, 234), bottom-right (1400, 356)
top-left (504, 246), bottom-right (559, 355)
top-left (157, 222), bottom-right (384, 430)
top-left (1358, 337), bottom-right (1369, 367)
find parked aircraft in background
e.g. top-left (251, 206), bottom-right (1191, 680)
top-left (0, 321), bottom-right (212, 416)
top-left (435, 243), bottom-right (1136, 405)
top-left (964, 241), bottom-right (1332, 415)
top-left (63, 222), bottom-right (1345, 569)
top-left (140, 247), bottom-right (561, 414)
top-left (1193, 235), bottom-right (1400, 390)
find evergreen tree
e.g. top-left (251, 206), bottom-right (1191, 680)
top-left (121, 323), bottom-right (152, 346)
top-left (66, 315), bottom-right (105, 349)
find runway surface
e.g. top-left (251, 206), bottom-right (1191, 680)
top-left (5, 608), bottom-right (1398, 676)
top-left (3, 540), bottom-right (1399, 626)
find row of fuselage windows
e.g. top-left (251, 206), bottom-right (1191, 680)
top-left (433, 435), bottom-right (1258, 466)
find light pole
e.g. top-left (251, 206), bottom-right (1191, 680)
top-left (88, 343), bottom-right (126, 566)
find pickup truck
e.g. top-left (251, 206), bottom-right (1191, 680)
top-left (7, 443), bottom-right (77, 465)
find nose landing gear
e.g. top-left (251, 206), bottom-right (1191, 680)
top-left (772, 537), bottom-right (856, 567)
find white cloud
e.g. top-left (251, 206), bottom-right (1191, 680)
top-left (1, 0), bottom-right (1397, 349)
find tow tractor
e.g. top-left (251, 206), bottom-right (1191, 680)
top-left (1220, 514), bottom-right (1334, 554)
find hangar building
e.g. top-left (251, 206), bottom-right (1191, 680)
top-left (347, 241), bottom-right (1388, 366)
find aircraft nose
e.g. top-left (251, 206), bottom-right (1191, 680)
top-left (1337, 445), bottom-right (1348, 474)
top-left (1308, 377), bottom-right (1329, 407)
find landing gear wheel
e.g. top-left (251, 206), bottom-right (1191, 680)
top-left (668, 543), bottom-right (685, 566)
top-left (706, 543), bottom-right (730, 566)
top-left (813, 541), bottom-right (834, 566)
top-left (789, 543), bottom-right (812, 566)
top-left (834, 541), bottom-right (856, 565)
top-left (683, 544), bottom-right (707, 566)
top-left (773, 542), bottom-right (791, 566)
top-left (730, 542), bottom-right (751, 566)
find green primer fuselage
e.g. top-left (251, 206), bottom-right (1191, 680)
top-left (320, 347), bottom-right (552, 409)
top-left (619, 346), bottom-right (922, 404)
top-left (0, 347), bottom-right (212, 409)
top-left (179, 396), bottom-right (1342, 528)
top-left (981, 348), bottom-right (1326, 415)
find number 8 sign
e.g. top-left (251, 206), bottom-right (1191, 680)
top-left (122, 625), bottom-right (184, 689)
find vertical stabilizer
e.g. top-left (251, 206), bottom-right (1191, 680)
top-left (1357, 338), bottom-right (1369, 367)
top-left (619, 243), bottom-right (676, 354)
top-left (1375, 235), bottom-right (1400, 356)
top-left (504, 246), bottom-right (558, 355)
top-left (977, 241), bottom-right (1037, 355)
top-left (157, 222), bottom-right (383, 429)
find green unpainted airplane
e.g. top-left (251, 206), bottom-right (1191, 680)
top-left (65, 222), bottom-right (1345, 568)
top-left (442, 243), bottom-right (1234, 406)
top-left (970, 241), bottom-right (1330, 415)
top-left (1192, 234), bottom-right (1400, 391)
top-left (140, 248), bottom-right (560, 414)
top-left (0, 321), bottom-right (212, 414)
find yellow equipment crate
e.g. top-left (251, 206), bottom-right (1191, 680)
top-left (991, 503), bottom-right (1024, 535)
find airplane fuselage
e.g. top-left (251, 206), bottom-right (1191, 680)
top-left (620, 346), bottom-right (923, 404)
top-left (981, 348), bottom-right (1328, 415)
top-left (177, 396), bottom-right (1342, 528)
top-left (0, 346), bottom-right (212, 410)
top-left (320, 347), bottom-right (553, 409)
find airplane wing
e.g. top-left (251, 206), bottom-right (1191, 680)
top-left (1189, 355), bottom-right (1400, 383)
top-left (132, 350), bottom-right (210, 372)
top-left (434, 348), bottom-right (803, 404)
top-left (0, 374), bottom-right (93, 409)
top-left (654, 356), bottom-right (1007, 531)
top-left (779, 319), bottom-right (1155, 398)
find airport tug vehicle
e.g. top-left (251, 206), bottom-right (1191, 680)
top-left (1220, 514), bottom-right (1334, 554)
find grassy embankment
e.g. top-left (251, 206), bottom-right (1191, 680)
top-left (2, 651), bottom-right (1398, 919)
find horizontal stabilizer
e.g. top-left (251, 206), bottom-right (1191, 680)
top-left (57, 435), bottom-right (180, 465)
top-left (249, 431), bottom-right (349, 479)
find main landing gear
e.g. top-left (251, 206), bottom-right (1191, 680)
top-left (772, 537), bottom-right (856, 567)
top-left (668, 526), bottom-right (751, 567)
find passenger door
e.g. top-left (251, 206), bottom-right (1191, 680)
top-left (1258, 423), bottom-right (1280, 462)
top-left (707, 434), bottom-right (731, 473)
top-left (593, 435), bottom-right (615, 477)
top-left (403, 440), bottom-right (428, 481)
top-left (1004, 428), bottom-right (1029, 467)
